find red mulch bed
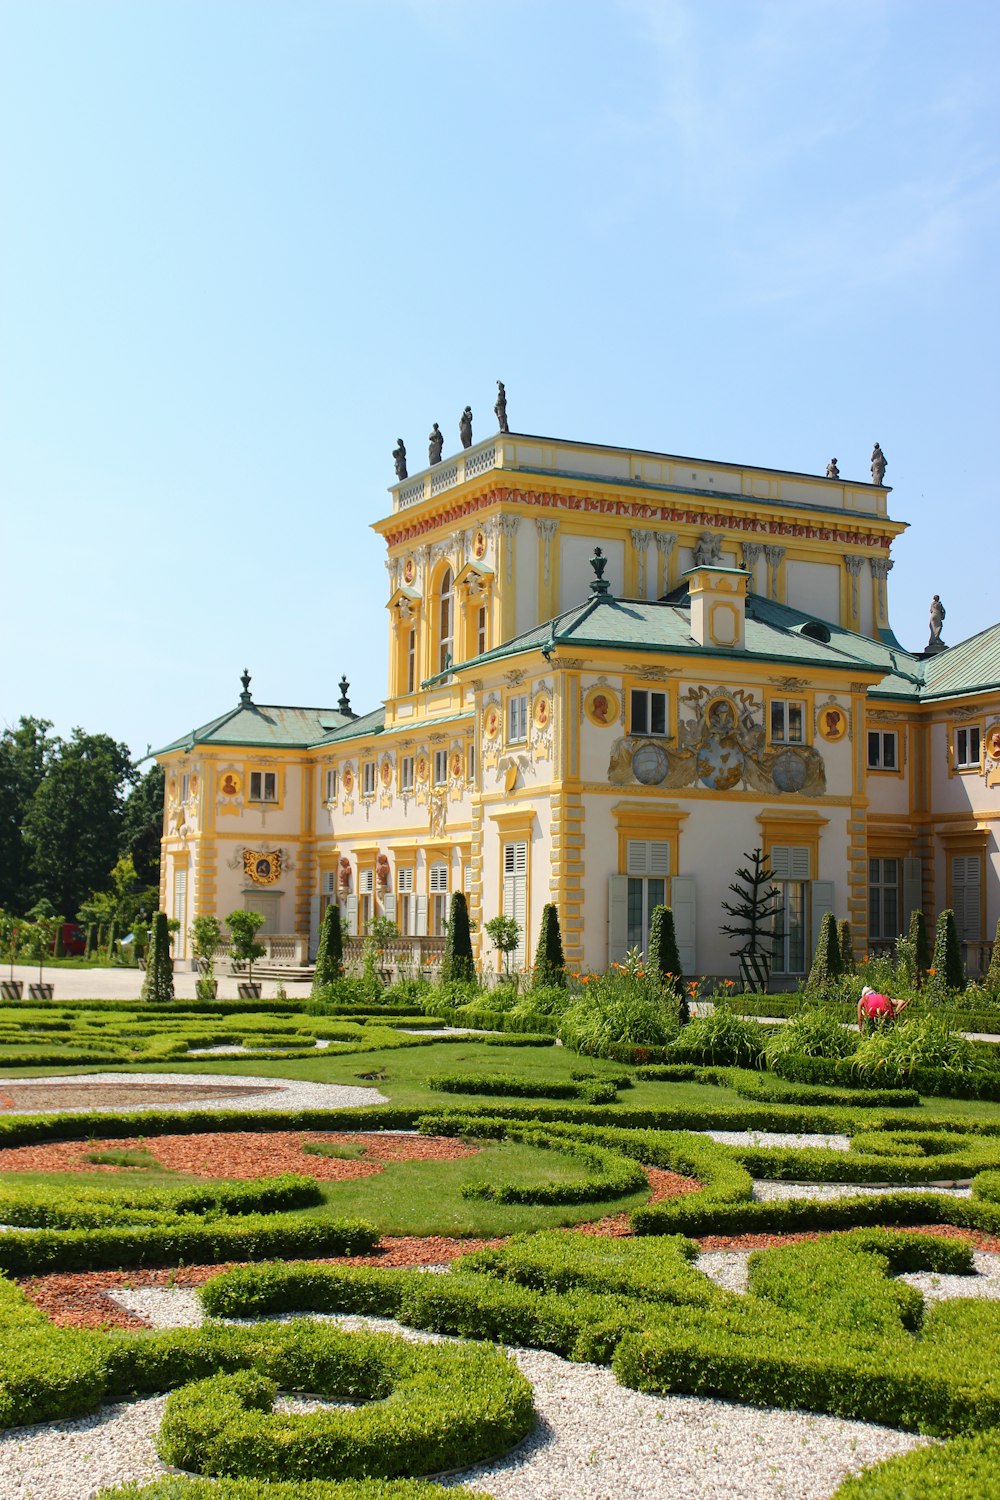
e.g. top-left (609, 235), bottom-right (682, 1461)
top-left (0, 1131), bottom-right (480, 1180)
top-left (695, 1224), bottom-right (1000, 1253)
top-left (576, 1168), bottom-right (702, 1237)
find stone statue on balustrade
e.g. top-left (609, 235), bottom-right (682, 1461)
top-left (459, 407), bottom-right (473, 449)
top-left (392, 439), bottom-right (407, 481)
top-left (428, 424), bottom-right (444, 466)
top-left (495, 380), bottom-right (509, 433)
top-left (870, 443), bottom-right (887, 485)
top-left (826, 458), bottom-right (840, 479)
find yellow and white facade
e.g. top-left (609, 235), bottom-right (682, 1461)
top-left (156, 428), bottom-right (1000, 979)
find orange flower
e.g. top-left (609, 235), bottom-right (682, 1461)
top-left (928, 967), bottom-right (937, 976)
top-left (724, 979), bottom-right (735, 988)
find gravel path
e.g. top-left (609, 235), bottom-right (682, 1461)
top-left (0, 1071), bottom-right (387, 1116)
top-left (0, 1284), bottom-right (942, 1500)
top-left (702, 1130), bottom-right (851, 1150)
top-left (751, 1180), bottom-right (972, 1201)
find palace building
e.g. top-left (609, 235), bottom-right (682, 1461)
top-left (155, 422), bottom-right (1000, 982)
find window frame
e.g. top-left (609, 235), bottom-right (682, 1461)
top-left (954, 725), bottom-right (981, 771)
top-left (508, 693), bottom-right (529, 744)
top-left (769, 698), bottom-right (807, 745)
top-left (868, 856), bottom-right (901, 942)
top-left (400, 755), bottom-right (414, 793)
top-left (629, 689), bottom-right (669, 738)
top-left (867, 729), bottom-right (899, 772)
top-left (433, 749), bottom-right (448, 786)
top-left (362, 760), bottom-right (376, 797)
top-left (324, 768), bottom-right (338, 802)
top-left (248, 770), bottom-right (277, 803)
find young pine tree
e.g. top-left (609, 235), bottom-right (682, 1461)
top-left (807, 911), bottom-right (844, 993)
top-left (313, 904), bottom-right (344, 990)
top-left (719, 849), bottom-right (783, 993)
top-left (442, 891), bottom-right (475, 984)
top-left (140, 911), bottom-right (174, 1003)
top-left (532, 903), bottom-right (566, 989)
top-left (932, 908), bottom-right (966, 992)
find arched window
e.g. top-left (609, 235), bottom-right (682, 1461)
top-left (438, 567), bottom-right (454, 673)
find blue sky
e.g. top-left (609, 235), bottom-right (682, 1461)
top-left (2, 0), bottom-right (998, 759)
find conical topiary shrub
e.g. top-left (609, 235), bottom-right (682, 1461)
top-left (442, 891), bottom-right (475, 984)
top-left (140, 911), bottom-right (174, 1003)
top-left (838, 919), bottom-right (855, 974)
top-left (313, 904), bottom-right (344, 990)
top-left (532, 903), bottom-right (566, 989)
top-left (984, 916), bottom-right (1000, 999)
top-left (909, 907), bottom-right (931, 982)
top-left (807, 912), bottom-right (843, 993)
top-left (648, 905), bottom-right (688, 1023)
top-left (106, 920), bottom-right (119, 959)
top-left (85, 923), bottom-right (97, 958)
top-left (932, 908), bottom-right (966, 992)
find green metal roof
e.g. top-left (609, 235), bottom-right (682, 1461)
top-left (155, 703), bottom-right (356, 755)
top-left (921, 621), bottom-right (1000, 701)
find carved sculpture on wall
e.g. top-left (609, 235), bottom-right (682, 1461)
top-left (693, 532), bottom-right (725, 566)
top-left (608, 687), bottom-right (825, 796)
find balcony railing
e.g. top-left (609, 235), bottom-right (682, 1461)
top-left (867, 938), bottom-right (994, 979)
top-left (343, 936), bottom-right (447, 978)
top-left (394, 442), bottom-right (499, 510)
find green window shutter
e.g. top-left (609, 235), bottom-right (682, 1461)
top-left (671, 873), bottom-right (697, 973)
top-left (810, 881), bottom-right (836, 958)
top-left (902, 857), bottom-right (922, 927)
top-left (608, 875), bottom-right (628, 964)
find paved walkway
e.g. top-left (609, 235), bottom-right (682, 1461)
top-left (3, 964), bottom-right (312, 1002)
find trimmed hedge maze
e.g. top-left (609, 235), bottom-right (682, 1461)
top-left (3, 997), bottom-right (1000, 1497)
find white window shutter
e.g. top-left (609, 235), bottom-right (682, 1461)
top-left (398, 867), bottom-right (414, 893)
top-left (952, 856), bottom-right (982, 943)
top-left (671, 874), bottom-right (697, 973)
top-left (902, 857), bottom-right (922, 928)
top-left (607, 875), bottom-right (629, 964)
top-left (430, 862), bottom-right (449, 893)
top-left (626, 840), bottom-right (647, 875)
top-left (415, 894), bottom-right (428, 936)
top-left (810, 881), bottom-right (836, 958)
top-left (345, 895), bottom-right (358, 938)
top-left (322, 871), bottom-right (338, 896)
top-left (382, 892), bottom-right (396, 923)
top-left (770, 846), bottom-right (810, 882)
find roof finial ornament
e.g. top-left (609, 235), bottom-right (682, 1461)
top-left (239, 668), bottom-right (252, 707)
top-left (337, 675), bottom-right (355, 717)
top-left (589, 546), bottom-right (611, 596)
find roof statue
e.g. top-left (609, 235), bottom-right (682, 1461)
top-left (337, 676), bottom-right (353, 716)
top-left (927, 595), bottom-right (947, 654)
top-left (459, 406), bottom-right (473, 449)
top-left (826, 458), bottom-right (840, 479)
top-left (428, 423), bottom-right (444, 466)
top-left (392, 439), bottom-right (407, 481)
top-left (239, 669), bottom-right (252, 707)
top-left (871, 442), bottom-right (887, 485)
top-left (494, 380), bottom-right (509, 433)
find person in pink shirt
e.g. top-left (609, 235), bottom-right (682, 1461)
top-left (857, 985), bottom-right (909, 1032)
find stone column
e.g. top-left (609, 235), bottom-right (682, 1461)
top-left (654, 532), bottom-right (677, 595)
top-left (763, 545), bottom-right (785, 601)
top-left (630, 529), bottom-right (653, 597)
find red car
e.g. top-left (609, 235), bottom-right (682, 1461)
top-left (57, 923), bottom-right (87, 957)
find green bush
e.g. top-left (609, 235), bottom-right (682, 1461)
top-left (807, 912), bottom-right (844, 993)
top-left (441, 892), bottom-right (475, 984)
top-left (96, 1480), bottom-right (490, 1500)
top-left (933, 908), bottom-right (966, 993)
top-left (763, 1008), bottom-right (859, 1065)
top-left (648, 905), bottom-right (684, 1002)
top-left (141, 912), bottom-right (175, 1003)
top-left (909, 907), bottom-right (932, 980)
top-left (851, 1014), bottom-right (994, 1086)
top-left (559, 967), bottom-right (681, 1057)
top-left (314, 906), bottom-right (345, 989)
top-left (532, 903), bottom-right (566, 989)
top-left (670, 1005), bottom-right (768, 1068)
top-left (831, 1428), bottom-right (1000, 1500)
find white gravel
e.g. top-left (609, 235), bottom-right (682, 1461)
top-left (751, 1180), bottom-right (972, 1202)
top-left (0, 1071), bottom-right (387, 1115)
top-left (1, 1283), bottom-right (952, 1500)
top-left (696, 1249), bottom-right (1000, 1302)
top-left (702, 1130), bottom-right (851, 1150)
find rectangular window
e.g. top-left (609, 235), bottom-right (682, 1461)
top-left (180, 773), bottom-right (190, 803)
top-left (770, 699), bottom-right (806, 744)
top-left (955, 726), bottom-right (981, 769)
top-left (769, 845), bottom-right (810, 976)
top-left (406, 630), bottom-right (416, 695)
top-left (362, 761), bottom-right (376, 797)
top-left (429, 860), bottom-right (449, 936)
top-left (502, 840), bottom-right (528, 968)
top-left (324, 768), bottom-right (338, 802)
top-left (508, 694), bottom-right (528, 744)
top-left (868, 857), bottom-right (900, 942)
top-left (359, 868), bottom-right (374, 935)
top-left (433, 749), bottom-right (448, 786)
top-left (867, 731), bottom-right (898, 770)
top-left (476, 605), bottom-right (487, 656)
top-left (397, 866), bottom-right (414, 937)
top-left (630, 689), bottom-right (668, 737)
top-left (249, 771), bottom-right (277, 802)
top-left (400, 755), bottom-right (414, 792)
top-left (467, 742), bottom-right (476, 782)
top-left (623, 841), bottom-right (670, 957)
top-left (321, 868), bottom-right (338, 917)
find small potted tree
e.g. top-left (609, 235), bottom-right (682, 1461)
top-left (26, 913), bottom-right (59, 1000)
top-left (484, 914), bottom-right (521, 984)
top-left (226, 909), bottom-right (266, 998)
top-left (190, 913), bottom-right (223, 1000)
top-left (0, 911), bottom-right (24, 1000)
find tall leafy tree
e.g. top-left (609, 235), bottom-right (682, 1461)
top-left (22, 729), bottom-right (135, 919)
top-left (119, 763), bottom-right (165, 887)
top-left (0, 717), bottom-right (55, 913)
